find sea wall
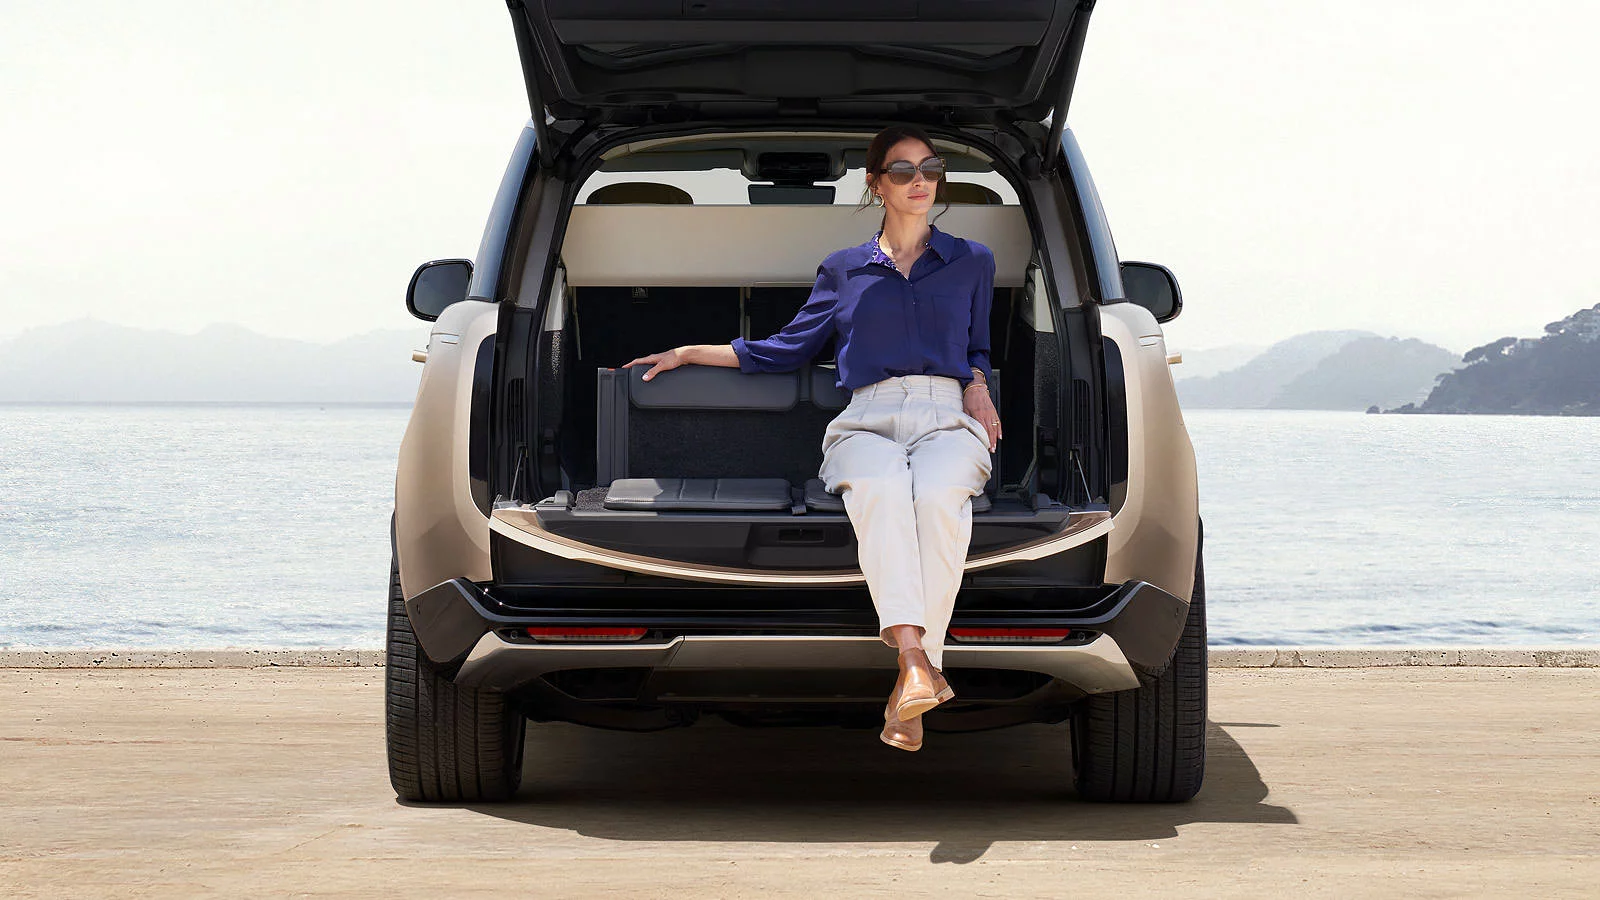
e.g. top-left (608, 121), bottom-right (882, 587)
top-left (2, 648), bottom-right (1598, 668)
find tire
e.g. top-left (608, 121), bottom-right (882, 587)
top-left (1071, 522), bottom-right (1207, 802)
top-left (385, 540), bottom-right (524, 802)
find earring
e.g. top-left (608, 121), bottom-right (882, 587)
top-left (873, 193), bottom-right (884, 208)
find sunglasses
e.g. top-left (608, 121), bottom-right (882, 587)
top-left (876, 157), bottom-right (946, 185)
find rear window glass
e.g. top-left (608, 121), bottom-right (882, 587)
top-left (578, 167), bottom-right (1019, 206)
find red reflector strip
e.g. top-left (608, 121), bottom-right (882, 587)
top-left (526, 626), bottom-right (648, 642)
top-left (948, 627), bottom-right (1071, 644)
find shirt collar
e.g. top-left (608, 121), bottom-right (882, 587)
top-left (864, 223), bottom-right (956, 268)
top-left (926, 223), bottom-right (957, 261)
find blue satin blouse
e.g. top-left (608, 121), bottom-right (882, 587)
top-left (729, 224), bottom-right (995, 391)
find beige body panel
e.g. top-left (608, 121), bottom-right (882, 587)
top-left (561, 205), bottom-right (1032, 287)
top-left (1098, 303), bottom-right (1200, 601)
top-left (394, 301), bottom-right (499, 599)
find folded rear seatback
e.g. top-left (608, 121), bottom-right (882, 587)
top-left (603, 477), bottom-right (793, 511)
top-left (596, 365), bottom-right (845, 490)
top-left (595, 365), bottom-right (1000, 513)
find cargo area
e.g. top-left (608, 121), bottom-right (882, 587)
top-left (490, 135), bottom-right (1109, 580)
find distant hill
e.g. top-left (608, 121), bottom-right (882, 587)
top-left (0, 320), bottom-right (426, 402)
top-left (1388, 303), bottom-right (1600, 415)
top-left (1170, 343), bottom-right (1267, 380)
top-left (1177, 330), bottom-right (1376, 408)
top-left (1267, 337), bottom-right (1460, 410)
top-left (1176, 330), bottom-right (1458, 410)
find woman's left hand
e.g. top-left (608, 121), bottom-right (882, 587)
top-left (964, 384), bottom-right (1001, 452)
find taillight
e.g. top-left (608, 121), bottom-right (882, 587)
top-left (948, 627), bottom-right (1071, 644)
top-left (526, 626), bottom-right (648, 642)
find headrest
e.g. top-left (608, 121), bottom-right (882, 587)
top-left (943, 182), bottom-right (1003, 205)
top-left (586, 182), bottom-right (693, 205)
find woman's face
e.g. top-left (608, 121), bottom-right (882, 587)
top-left (873, 137), bottom-right (940, 219)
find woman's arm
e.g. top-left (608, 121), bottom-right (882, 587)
top-left (730, 264), bottom-right (839, 373)
top-left (965, 243), bottom-right (996, 387)
top-left (623, 343), bottom-right (738, 382)
top-left (962, 245), bottom-right (1001, 451)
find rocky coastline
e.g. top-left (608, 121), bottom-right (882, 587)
top-left (1381, 302), bottom-right (1600, 416)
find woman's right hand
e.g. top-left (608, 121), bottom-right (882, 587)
top-left (622, 347), bottom-right (685, 382)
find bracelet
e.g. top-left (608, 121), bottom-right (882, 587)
top-left (963, 381), bottom-right (987, 392)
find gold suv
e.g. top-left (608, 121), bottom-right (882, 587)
top-left (388, 1), bottom-right (1204, 804)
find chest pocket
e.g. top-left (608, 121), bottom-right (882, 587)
top-left (925, 289), bottom-right (974, 349)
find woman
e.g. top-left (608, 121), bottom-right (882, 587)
top-left (623, 125), bottom-right (1001, 752)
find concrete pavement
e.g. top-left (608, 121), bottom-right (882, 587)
top-left (1, 667), bottom-right (1597, 897)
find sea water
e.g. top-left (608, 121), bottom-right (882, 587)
top-left (1, 405), bottom-right (1595, 648)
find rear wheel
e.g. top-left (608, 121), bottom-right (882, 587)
top-left (385, 543), bottom-right (524, 802)
top-left (1071, 523), bottom-right (1207, 802)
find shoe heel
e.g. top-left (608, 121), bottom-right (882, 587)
top-left (895, 695), bottom-right (940, 720)
top-left (897, 687), bottom-right (953, 719)
top-left (896, 683), bottom-right (953, 720)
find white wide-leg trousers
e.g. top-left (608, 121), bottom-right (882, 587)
top-left (819, 374), bottom-right (994, 670)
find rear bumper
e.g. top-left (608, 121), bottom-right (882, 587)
top-left (404, 576), bottom-right (1190, 697)
top-left (455, 632), bottom-right (1142, 693)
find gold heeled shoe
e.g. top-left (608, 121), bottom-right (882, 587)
top-left (888, 647), bottom-right (956, 721)
top-left (880, 701), bottom-right (924, 751)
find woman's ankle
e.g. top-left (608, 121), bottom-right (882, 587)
top-left (885, 624), bottom-right (925, 654)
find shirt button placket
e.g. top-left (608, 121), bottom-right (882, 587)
top-left (904, 276), bottom-right (919, 357)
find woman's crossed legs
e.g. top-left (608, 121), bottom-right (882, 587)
top-left (821, 396), bottom-right (991, 749)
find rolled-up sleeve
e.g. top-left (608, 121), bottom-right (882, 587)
top-left (965, 244), bottom-right (995, 385)
top-left (731, 263), bottom-right (839, 374)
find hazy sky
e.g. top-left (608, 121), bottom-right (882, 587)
top-left (3, 1), bottom-right (1597, 353)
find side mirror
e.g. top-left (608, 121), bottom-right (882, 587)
top-left (1119, 261), bottom-right (1182, 323)
top-left (406, 259), bottom-right (473, 321)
